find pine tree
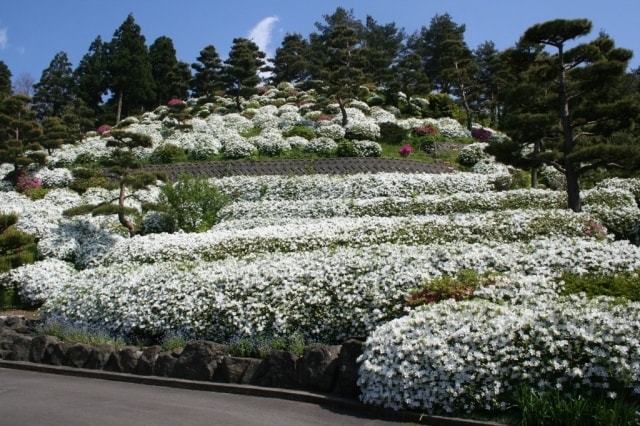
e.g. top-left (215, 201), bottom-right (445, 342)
top-left (491, 19), bottom-right (640, 212)
top-left (268, 33), bottom-right (311, 84)
top-left (74, 36), bottom-right (109, 125)
top-left (64, 131), bottom-right (166, 237)
top-left (32, 51), bottom-right (75, 120)
top-left (361, 16), bottom-right (405, 87)
top-left (0, 61), bottom-right (12, 99)
top-left (105, 14), bottom-right (155, 123)
top-left (408, 13), bottom-right (468, 94)
top-left (190, 45), bottom-right (225, 98)
top-left (309, 8), bottom-right (366, 126)
top-left (222, 38), bottom-right (266, 111)
top-left (149, 36), bottom-right (190, 105)
top-left (0, 94), bottom-right (44, 171)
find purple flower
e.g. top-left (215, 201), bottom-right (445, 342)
top-left (399, 144), bottom-right (413, 157)
top-left (97, 124), bottom-right (112, 135)
top-left (167, 98), bottom-right (184, 107)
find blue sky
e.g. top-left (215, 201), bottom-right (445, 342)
top-left (1, 0), bottom-right (638, 84)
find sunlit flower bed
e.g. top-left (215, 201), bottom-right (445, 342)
top-left (1, 80), bottom-right (640, 415)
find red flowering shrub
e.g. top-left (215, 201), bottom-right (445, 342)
top-left (412, 124), bottom-right (439, 137)
top-left (167, 98), bottom-right (184, 107)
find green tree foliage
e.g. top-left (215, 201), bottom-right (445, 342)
top-left (492, 19), bottom-right (640, 212)
top-left (309, 8), bottom-right (367, 126)
top-left (439, 36), bottom-right (479, 129)
top-left (41, 116), bottom-right (71, 154)
top-left (190, 44), bottom-right (225, 98)
top-left (0, 61), bottom-right (12, 99)
top-left (361, 16), bottom-right (405, 87)
top-left (149, 36), bottom-right (191, 105)
top-left (388, 52), bottom-right (430, 114)
top-left (473, 41), bottom-right (505, 127)
top-left (65, 131), bottom-right (165, 237)
top-left (222, 38), bottom-right (266, 111)
top-left (268, 33), bottom-right (311, 84)
top-left (409, 13), bottom-right (468, 94)
top-left (0, 213), bottom-right (36, 274)
top-left (158, 173), bottom-right (230, 233)
top-left (74, 36), bottom-right (109, 125)
top-left (32, 51), bottom-right (75, 120)
top-left (105, 14), bottom-right (155, 124)
top-left (0, 94), bottom-right (44, 171)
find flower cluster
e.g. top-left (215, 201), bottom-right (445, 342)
top-left (398, 144), bottom-right (413, 157)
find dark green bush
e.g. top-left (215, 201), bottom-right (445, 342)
top-left (159, 173), bottom-right (230, 232)
top-left (283, 125), bottom-right (316, 140)
top-left (336, 140), bottom-right (357, 157)
top-left (149, 144), bottom-right (188, 164)
top-left (379, 122), bottom-right (408, 145)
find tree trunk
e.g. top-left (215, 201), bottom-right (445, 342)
top-left (565, 163), bottom-right (581, 212)
top-left (116, 91), bottom-right (123, 125)
top-left (118, 181), bottom-right (136, 237)
top-left (338, 98), bottom-right (348, 126)
top-left (531, 167), bottom-right (538, 189)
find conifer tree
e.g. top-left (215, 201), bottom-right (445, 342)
top-left (32, 51), bottom-right (76, 120)
top-left (105, 14), bottom-right (155, 123)
top-left (490, 19), bottom-right (640, 212)
top-left (0, 61), bottom-right (11, 99)
top-left (190, 45), bottom-right (225, 98)
top-left (222, 38), bottom-right (266, 111)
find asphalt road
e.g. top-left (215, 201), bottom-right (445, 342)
top-left (0, 368), bottom-right (415, 426)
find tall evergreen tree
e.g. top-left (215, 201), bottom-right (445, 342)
top-left (74, 36), bottom-right (109, 124)
top-left (490, 19), bottom-right (640, 212)
top-left (190, 45), bottom-right (225, 99)
top-left (268, 33), bottom-right (311, 84)
top-left (389, 52), bottom-right (431, 112)
top-left (309, 7), bottom-right (367, 126)
top-left (473, 41), bottom-right (505, 127)
top-left (0, 61), bottom-right (12, 99)
top-left (149, 36), bottom-right (190, 104)
top-left (105, 14), bottom-right (155, 123)
top-left (409, 13), bottom-right (468, 94)
top-left (222, 38), bottom-right (266, 111)
top-left (361, 16), bottom-right (405, 87)
top-left (32, 51), bottom-right (75, 120)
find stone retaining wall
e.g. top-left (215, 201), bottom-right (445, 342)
top-left (0, 316), bottom-right (364, 398)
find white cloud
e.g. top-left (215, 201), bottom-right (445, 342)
top-left (0, 28), bottom-right (7, 50)
top-left (248, 16), bottom-right (279, 56)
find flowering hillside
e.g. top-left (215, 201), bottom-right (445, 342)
top-left (1, 84), bottom-right (640, 416)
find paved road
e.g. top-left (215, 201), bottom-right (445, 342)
top-left (0, 368), bottom-right (415, 426)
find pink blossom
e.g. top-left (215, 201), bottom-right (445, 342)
top-left (97, 124), bottom-right (112, 135)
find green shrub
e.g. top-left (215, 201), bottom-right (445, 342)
top-left (336, 140), bottom-right (357, 157)
top-left (561, 270), bottom-right (640, 301)
top-left (283, 125), bottom-right (316, 140)
top-left (149, 144), bottom-right (188, 164)
top-left (379, 122), bottom-right (408, 145)
top-left (159, 173), bottom-right (230, 232)
top-left (69, 168), bottom-right (117, 194)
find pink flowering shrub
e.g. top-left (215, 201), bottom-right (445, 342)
top-left (167, 98), bottom-right (184, 107)
top-left (97, 124), bottom-right (112, 135)
top-left (399, 144), bottom-right (413, 157)
top-left (584, 219), bottom-right (607, 240)
top-left (413, 124), bottom-right (439, 137)
top-left (471, 127), bottom-right (493, 142)
top-left (16, 173), bottom-right (42, 192)
top-left (406, 270), bottom-right (489, 308)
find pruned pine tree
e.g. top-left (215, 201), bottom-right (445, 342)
top-left (490, 19), bottom-right (640, 212)
top-left (191, 44), bottom-right (225, 98)
top-left (268, 33), bottom-right (311, 84)
top-left (0, 94), bottom-right (44, 172)
top-left (222, 38), bottom-right (266, 111)
top-left (63, 131), bottom-right (166, 237)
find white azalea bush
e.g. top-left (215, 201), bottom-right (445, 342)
top-left (358, 296), bottom-right (640, 413)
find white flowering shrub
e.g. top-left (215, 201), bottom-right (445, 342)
top-left (223, 136), bottom-right (257, 159)
top-left (315, 122), bottom-right (346, 140)
top-left (435, 117), bottom-right (471, 139)
top-left (345, 118), bottom-right (381, 141)
top-left (359, 295), bottom-right (640, 413)
top-left (304, 137), bottom-right (338, 156)
top-left (352, 140), bottom-right (382, 157)
top-left (457, 142), bottom-right (490, 166)
top-left (34, 167), bottom-right (74, 188)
